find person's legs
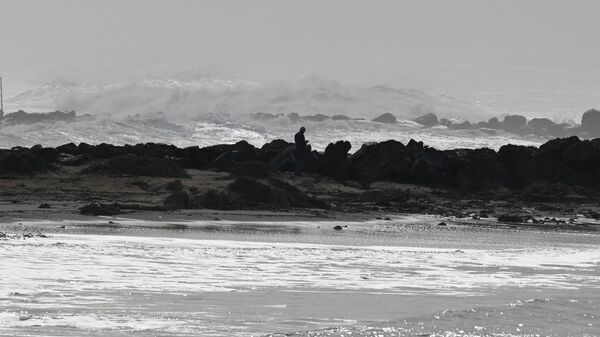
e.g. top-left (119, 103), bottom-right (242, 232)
top-left (295, 154), bottom-right (306, 176)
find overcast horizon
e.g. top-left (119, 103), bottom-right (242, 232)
top-left (1, 0), bottom-right (599, 96)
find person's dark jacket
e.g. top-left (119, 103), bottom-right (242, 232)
top-left (295, 132), bottom-right (307, 157)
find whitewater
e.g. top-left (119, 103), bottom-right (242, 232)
top-left (1, 218), bottom-right (599, 336)
top-left (2, 76), bottom-right (591, 151)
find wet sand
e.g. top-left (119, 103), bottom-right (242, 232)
top-left (1, 216), bottom-right (599, 336)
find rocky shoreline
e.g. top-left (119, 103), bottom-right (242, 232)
top-left (0, 136), bottom-right (599, 231)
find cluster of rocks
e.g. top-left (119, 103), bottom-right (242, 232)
top-left (0, 110), bottom-right (77, 125)
top-left (2, 136), bottom-right (600, 194)
top-left (408, 109), bottom-right (600, 138)
top-left (250, 109), bottom-right (600, 140)
top-left (249, 112), bottom-right (359, 122)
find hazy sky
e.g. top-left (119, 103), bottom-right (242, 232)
top-left (1, 0), bottom-right (599, 91)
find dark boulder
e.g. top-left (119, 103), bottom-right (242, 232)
top-left (581, 109), bottom-right (600, 136)
top-left (55, 143), bottom-right (80, 156)
top-left (350, 140), bottom-right (410, 181)
top-left (77, 143), bottom-right (125, 159)
top-left (502, 115), bottom-right (527, 133)
top-left (30, 145), bottom-right (59, 162)
top-left (445, 148), bottom-right (502, 190)
top-left (0, 149), bottom-right (53, 175)
top-left (527, 118), bottom-right (563, 136)
top-left (498, 144), bottom-right (538, 187)
top-left (372, 113), bottom-right (397, 124)
top-left (536, 136), bottom-right (581, 182)
top-left (413, 113), bottom-right (438, 127)
top-left (322, 141), bottom-right (352, 178)
top-left (269, 148), bottom-right (296, 172)
top-left (487, 117), bottom-right (502, 129)
top-left (252, 139), bottom-right (293, 163)
top-left (180, 141), bottom-right (257, 169)
top-left (127, 143), bottom-right (180, 158)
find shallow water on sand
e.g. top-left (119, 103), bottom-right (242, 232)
top-left (0, 219), bottom-right (599, 337)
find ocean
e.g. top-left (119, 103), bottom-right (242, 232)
top-left (2, 76), bottom-right (593, 151)
top-left (1, 218), bottom-right (598, 336)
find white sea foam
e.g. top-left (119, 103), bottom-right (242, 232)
top-left (1, 223), bottom-right (599, 336)
top-left (0, 77), bottom-right (551, 150)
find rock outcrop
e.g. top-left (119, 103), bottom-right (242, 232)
top-left (372, 113), bottom-right (397, 124)
top-left (413, 113), bottom-right (438, 127)
top-left (581, 109), bottom-right (600, 136)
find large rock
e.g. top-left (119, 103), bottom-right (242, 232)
top-left (350, 140), bottom-right (410, 181)
top-left (252, 139), bottom-right (294, 163)
top-left (487, 117), bottom-right (502, 129)
top-left (179, 141), bottom-right (257, 169)
top-left (498, 144), bottom-right (538, 187)
top-left (502, 115), bottom-right (527, 133)
top-left (322, 140), bottom-right (352, 178)
top-left (527, 118), bottom-right (563, 136)
top-left (445, 148), bottom-right (502, 190)
top-left (372, 113), bottom-right (397, 124)
top-left (413, 113), bottom-right (438, 127)
top-left (0, 149), bottom-right (54, 175)
top-left (581, 109), bottom-right (600, 136)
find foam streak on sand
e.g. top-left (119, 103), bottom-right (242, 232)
top-left (0, 224), bottom-right (599, 336)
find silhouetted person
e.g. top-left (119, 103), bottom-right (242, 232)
top-left (294, 126), bottom-right (309, 176)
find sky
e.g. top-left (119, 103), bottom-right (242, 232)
top-left (1, 0), bottom-right (599, 93)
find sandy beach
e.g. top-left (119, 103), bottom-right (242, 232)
top-left (1, 214), bottom-right (599, 336)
